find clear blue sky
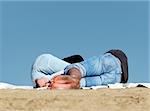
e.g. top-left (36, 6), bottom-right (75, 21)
top-left (0, 1), bottom-right (149, 85)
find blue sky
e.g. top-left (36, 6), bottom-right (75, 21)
top-left (0, 1), bottom-right (149, 85)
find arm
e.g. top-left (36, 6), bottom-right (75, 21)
top-left (31, 53), bottom-right (69, 88)
top-left (31, 69), bottom-right (51, 88)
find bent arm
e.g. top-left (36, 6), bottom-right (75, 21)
top-left (31, 54), bottom-right (70, 85)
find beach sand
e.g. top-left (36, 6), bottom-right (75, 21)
top-left (0, 88), bottom-right (150, 111)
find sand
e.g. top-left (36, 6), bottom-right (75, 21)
top-left (0, 88), bottom-right (150, 111)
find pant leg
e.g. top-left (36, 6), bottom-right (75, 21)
top-left (31, 54), bottom-right (70, 82)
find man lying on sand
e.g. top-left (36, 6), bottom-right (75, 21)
top-left (31, 49), bottom-right (128, 89)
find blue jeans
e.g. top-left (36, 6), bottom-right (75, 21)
top-left (31, 53), bottom-right (122, 87)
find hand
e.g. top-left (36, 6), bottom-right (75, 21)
top-left (50, 75), bottom-right (80, 89)
top-left (67, 68), bottom-right (82, 80)
top-left (36, 77), bottom-right (50, 88)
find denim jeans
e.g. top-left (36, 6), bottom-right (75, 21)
top-left (31, 53), bottom-right (122, 87)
